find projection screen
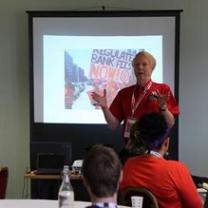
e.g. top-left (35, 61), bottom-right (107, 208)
top-left (30, 11), bottom-right (180, 124)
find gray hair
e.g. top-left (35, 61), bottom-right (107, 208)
top-left (132, 51), bottom-right (156, 70)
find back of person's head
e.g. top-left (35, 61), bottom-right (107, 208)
top-left (132, 50), bottom-right (156, 70)
top-left (131, 112), bottom-right (169, 151)
top-left (82, 144), bottom-right (122, 198)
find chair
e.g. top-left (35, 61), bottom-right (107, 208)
top-left (192, 175), bottom-right (208, 188)
top-left (0, 167), bottom-right (8, 199)
top-left (119, 187), bottom-right (159, 208)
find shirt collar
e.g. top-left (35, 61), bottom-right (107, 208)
top-left (136, 79), bottom-right (152, 92)
top-left (93, 202), bottom-right (117, 208)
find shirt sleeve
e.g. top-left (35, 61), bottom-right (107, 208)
top-left (168, 162), bottom-right (203, 208)
top-left (161, 83), bottom-right (180, 116)
top-left (109, 90), bottom-right (125, 122)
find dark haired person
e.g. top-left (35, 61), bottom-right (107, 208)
top-left (119, 112), bottom-right (203, 208)
top-left (82, 144), bottom-right (122, 208)
top-left (91, 51), bottom-right (179, 163)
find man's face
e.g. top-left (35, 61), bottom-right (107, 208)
top-left (133, 55), bottom-right (153, 81)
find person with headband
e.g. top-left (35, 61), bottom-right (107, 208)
top-left (91, 51), bottom-right (179, 163)
top-left (119, 112), bottom-right (203, 208)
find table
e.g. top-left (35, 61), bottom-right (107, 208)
top-left (0, 200), bottom-right (130, 208)
top-left (24, 170), bottom-right (81, 180)
top-left (23, 171), bottom-right (89, 201)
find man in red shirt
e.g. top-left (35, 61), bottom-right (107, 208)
top-left (119, 112), bottom-right (203, 208)
top-left (91, 51), bottom-right (179, 135)
top-left (91, 51), bottom-right (179, 162)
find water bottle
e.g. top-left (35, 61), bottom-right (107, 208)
top-left (58, 165), bottom-right (74, 208)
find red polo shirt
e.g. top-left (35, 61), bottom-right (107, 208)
top-left (119, 155), bottom-right (202, 208)
top-left (109, 81), bottom-right (179, 137)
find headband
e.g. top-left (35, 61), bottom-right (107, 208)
top-left (147, 128), bottom-right (170, 150)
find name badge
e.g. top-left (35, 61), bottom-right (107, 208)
top-left (124, 117), bottom-right (137, 138)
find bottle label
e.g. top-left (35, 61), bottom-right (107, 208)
top-left (58, 191), bottom-right (74, 208)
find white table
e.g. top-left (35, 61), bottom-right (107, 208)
top-left (0, 200), bottom-right (130, 208)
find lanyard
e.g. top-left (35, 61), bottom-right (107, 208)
top-left (93, 202), bottom-right (117, 208)
top-left (131, 80), bottom-right (152, 117)
top-left (149, 150), bottom-right (162, 158)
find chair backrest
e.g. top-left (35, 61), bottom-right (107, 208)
top-left (119, 187), bottom-right (159, 208)
top-left (0, 167), bottom-right (9, 199)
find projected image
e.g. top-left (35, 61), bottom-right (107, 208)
top-left (64, 49), bottom-right (138, 110)
top-left (42, 35), bottom-right (162, 123)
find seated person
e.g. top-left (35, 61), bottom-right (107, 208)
top-left (82, 144), bottom-right (122, 208)
top-left (119, 112), bottom-right (203, 208)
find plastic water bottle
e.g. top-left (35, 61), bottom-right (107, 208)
top-left (58, 165), bottom-right (74, 208)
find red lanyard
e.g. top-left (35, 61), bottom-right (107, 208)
top-left (131, 81), bottom-right (152, 117)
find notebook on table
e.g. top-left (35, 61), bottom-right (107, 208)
top-left (36, 153), bottom-right (65, 175)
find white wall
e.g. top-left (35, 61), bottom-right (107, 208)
top-left (179, 1), bottom-right (208, 176)
top-left (0, 0), bottom-right (208, 198)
